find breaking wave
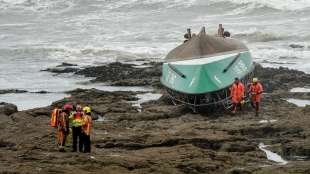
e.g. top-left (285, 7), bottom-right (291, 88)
top-left (0, 0), bottom-right (75, 12)
top-left (2, 0), bottom-right (309, 15)
top-left (233, 31), bottom-right (287, 42)
top-left (103, 0), bottom-right (198, 10)
top-left (0, 45), bottom-right (166, 65)
top-left (100, 0), bottom-right (310, 11)
top-left (210, 0), bottom-right (310, 11)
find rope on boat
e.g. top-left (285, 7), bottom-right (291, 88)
top-left (168, 63), bottom-right (186, 78)
top-left (223, 53), bottom-right (241, 73)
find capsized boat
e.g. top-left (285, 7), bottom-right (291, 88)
top-left (161, 27), bottom-right (254, 111)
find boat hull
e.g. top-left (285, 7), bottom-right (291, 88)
top-left (161, 51), bottom-right (254, 95)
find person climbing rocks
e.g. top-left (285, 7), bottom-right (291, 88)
top-left (249, 77), bottom-right (264, 116)
top-left (69, 104), bottom-right (84, 152)
top-left (230, 77), bottom-right (245, 115)
top-left (82, 106), bottom-right (92, 153)
top-left (57, 103), bottom-right (72, 152)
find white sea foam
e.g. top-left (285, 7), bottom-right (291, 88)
top-left (0, 0), bottom-right (75, 13)
top-left (0, 23), bottom-right (34, 27)
top-left (259, 143), bottom-right (288, 165)
top-left (212, 0), bottom-right (310, 11)
top-left (103, 0), bottom-right (197, 10)
top-left (290, 87), bottom-right (310, 93)
top-left (131, 93), bottom-right (162, 112)
top-left (0, 92), bottom-right (68, 111)
top-left (259, 120), bottom-right (277, 124)
top-left (286, 99), bottom-right (310, 107)
top-left (250, 45), bottom-right (310, 74)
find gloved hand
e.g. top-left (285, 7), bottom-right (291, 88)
top-left (240, 100), bottom-right (245, 105)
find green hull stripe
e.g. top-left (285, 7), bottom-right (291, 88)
top-left (161, 51), bottom-right (253, 94)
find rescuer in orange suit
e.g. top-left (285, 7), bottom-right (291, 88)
top-left (249, 77), bottom-right (264, 116)
top-left (57, 103), bottom-right (72, 152)
top-left (230, 77), bottom-right (245, 114)
top-left (81, 106), bottom-right (92, 153)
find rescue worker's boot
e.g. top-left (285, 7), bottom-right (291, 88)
top-left (255, 102), bottom-right (260, 117)
top-left (250, 102), bottom-right (255, 109)
top-left (82, 133), bottom-right (91, 153)
top-left (255, 111), bottom-right (259, 117)
top-left (231, 103), bottom-right (237, 115)
top-left (59, 146), bottom-right (65, 152)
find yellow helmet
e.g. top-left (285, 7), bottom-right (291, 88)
top-left (83, 106), bottom-right (91, 113)
top-left (252, 77), bottom-right (258, 83)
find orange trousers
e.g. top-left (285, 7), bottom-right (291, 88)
top-left (57, 130), bottom-right (67, 147)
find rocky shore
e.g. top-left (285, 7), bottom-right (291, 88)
top-left (0, 61), bottom-right (310, 174)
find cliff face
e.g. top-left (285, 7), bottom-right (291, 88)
top-left (0, 63), bottom-right (310, 174)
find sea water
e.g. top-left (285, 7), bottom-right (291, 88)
top-left (1, 0), bottom-right (310, 109)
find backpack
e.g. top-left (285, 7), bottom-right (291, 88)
top-left (50, 108), bottom-right (61, 128)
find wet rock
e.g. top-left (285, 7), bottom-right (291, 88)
top-left (220, 142), bottom-right (256, 152)
top-left (25, 107), bottom-right (51, 117)
top-left (41, 67), bottom-right (79, 74)
top-left (0, 89), bottom-right (27, 94)
top-left (0, 64), bottom-right (310, 173)
top-left (289, 44), bottom-right (304, 49)
top-left (302, 105), bottom-right (310, 114)
top-left (229, 125), bottom-right (283, 138)
top-left (228, 168), bottom-right (252, 174)
top-left (110, 78), bottom-right (160, 87)
top-left (52, 88), bottom-right (139, 116)
top-left (91, 112), bottom-right (99, 120)
top-left (0, 102), bottom-right (18, 115)
top-left (279, 56), bottom-right (299, 60)
top-left (254, 64), bottom-right (310, 91)
top-left (282, 141), bottom-right (310, 159)
top-left (0, 139), bottom-right (15, 148)
top-left (0, 114), bottom-right (11, 124)
top-left (31, 90), bottom-right (51, 94)
top-left (56, 62), bottom-right (78, 67)
top-left (75, 62), bottom-right (162, 87)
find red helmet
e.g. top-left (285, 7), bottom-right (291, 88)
top-left (63, 103), bottom-right (73, 110)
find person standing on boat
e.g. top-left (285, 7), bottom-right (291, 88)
top-left (218, 24), bottom-right (224, 37)
top-left (249, 78), bottom-right (263, 116)
top-left (230, 77), bottom-right (245, 114)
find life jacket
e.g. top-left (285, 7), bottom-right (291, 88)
top-left (230, 82), bottom-right (245, 103)
top-left (82, 114), bottom-right (92, 136)
top-left (50, 108), bottom-right (61, 128)
top-left (71, 111), bottom-right (83, 127)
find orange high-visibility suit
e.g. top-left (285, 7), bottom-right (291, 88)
top-left (230, 82), bottom-right (245, 103)
top-left (249, 82), bottom-right (263, 115)
top-left (57, 112), bottom-right (69, 148)
top-left (249, 82), bottom-right (263, 103)
top-left (230, 82), bottom-right (245, 113)
top-left (81, 114), bottom-right (92, 153)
